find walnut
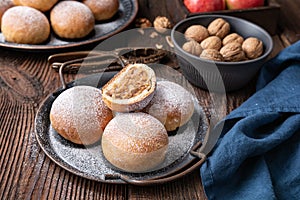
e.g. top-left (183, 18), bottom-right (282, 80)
top-left (135, 18), bottom-right (152, 28)
top-left (207, 18), bottom-right (230, 39)
top-left (220, 42), bottom-right (246, 62)
top-left (200, 36), bottom-right (222, 50)
top-left (222, 33), bottom-right (244, 46)
top-left (184, 25), bottom-right (209, 43)
top-left (153, 16), bottom-right (172, 33)
top-left (242, 37), bottom-right (263, 59)
top-left (200, 49), bottom-right (223, 61)
top-left (182, 40), bottom-right (203, 56)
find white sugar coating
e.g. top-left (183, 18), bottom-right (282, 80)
top-left (50, 1), bottom-right (95, 39)
top-left (1, 6), bottom-right (50, 44)
top-left (50, 85), bottom-right (112, 144)
top-left (144, 80), bottom-right (195, 131)
top-left (51, 1), bottom-right (93, 25)
top-left (15, 0), bottom-right (59, 12)
top-left (3, 6), bottom-right (47, 30)
top-left (83, 0), bottom-right (119, 21)
top-left (102, 112), bottom-right (168, 153)
top-left (0, 0), bottom-right (14, 27)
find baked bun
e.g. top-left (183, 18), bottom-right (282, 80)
top-left (83, 0), bottom-right (119, 21)
top-left (101, 63), bottom-right (156, 112)
top-left (13, 0), bottom-right (58, 12)
top-left (50, 86), bottom-right (113, 145)
top-left (143, 81), bottom-right (195, 131)
top-left (1, 6), bottom-right (50, 44)
top-left (50, 1), bottom-right (95, 39)
top-left (101, 112), bottom-right (168, 173)
top-left (0, 0), bottom-right (14, 29)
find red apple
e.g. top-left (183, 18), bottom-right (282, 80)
top-left (184, 0), bottom-right (226, 13)
top-left (226, 0), bottom-right (264, 9)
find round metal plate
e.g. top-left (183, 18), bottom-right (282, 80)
top-left (0, 0), bottom-right (138, 51)
top-left (35, 67), bottom-right (209, 184)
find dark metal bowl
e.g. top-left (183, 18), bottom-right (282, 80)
top-left (171, 15), bottom-right (273, 92)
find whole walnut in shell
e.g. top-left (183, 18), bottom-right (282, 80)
top-left (220, 42), bottom-right (246, 62)
top-left (182, 40), bottom-right (203, 56)
top-left (201, 36), bottom-right (222, 51)
top-left (184, 25), bottom-right (209, 43)
top-left (200, 49), bottom-right (223, 61)
top-left (222, 33), bottom-right (244, 46)
top-left (242, 37), bottom-right (263, 59)
top-left (207, 18), bottom-right (230, 39)
top-left (153, 16), bottom-right (172, 33)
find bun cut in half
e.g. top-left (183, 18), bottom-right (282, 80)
top-left (101, 112), bottom-right (169, 173)
top-left (101, 63), bottom-right (156, 112)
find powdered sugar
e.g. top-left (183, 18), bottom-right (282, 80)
top-left (102, 112), bottom-right (168, 153)
top-left (50, 85), bottom-right (111, 144)
top-left (144, 80), bottom-right (195, 131)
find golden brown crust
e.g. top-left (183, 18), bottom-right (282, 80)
top-left (1, 6), bottom-right (50, 44)
top-left (143, 81), bottom-right (195, 131)
top-left (101, 112), bottom-right (168, 173)
top-left (83, 0), bottom-right (119, 21)
top-left (13, 0), bottom-right (58, 12)
top-left (50, 1), bottom-right (95, 39)
top-left (50, 86), bottom-right (113, 145)
top-left (101, 63), bottom-right (156, 112)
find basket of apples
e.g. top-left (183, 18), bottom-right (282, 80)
top-left (182, 0), bottom-right (280, 35)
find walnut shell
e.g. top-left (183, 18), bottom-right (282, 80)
top-left (200, 36), bottom-right (222, 51)
top-left (153, 16), bottom-right (172, 33)
top-left (220, 42), bottom-right (246, 62)
top-left (242, 37), bottom-right (263, 59)
top-left (182, 40), bottom-right (203, 56)
top-left (184, 25), bottom-right (209, 43)
top-left (207, 18), bottom-right (230, 39)
top-left (222, 33), bottom-right (244, 46)
top-left (200, 49), bottom-right (223, 61)
top-left (135, 17), bottom-right (152, 28)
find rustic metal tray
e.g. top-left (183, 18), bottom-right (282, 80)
top-left (35, 67), bottom-right (209, 185)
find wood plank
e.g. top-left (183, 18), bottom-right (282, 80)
top-left (128, 171), bottom-right (207, 199)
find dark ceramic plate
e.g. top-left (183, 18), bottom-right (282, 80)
top-left (0, 0), bottom-right (138, 51)
top-left (34, 66), bottom-right (208, 184)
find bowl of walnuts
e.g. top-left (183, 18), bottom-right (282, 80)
top-left (171, 15), bottom-right (273, 92)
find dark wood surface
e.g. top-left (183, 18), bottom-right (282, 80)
top-left (0, 0), bottom-right (299, 199)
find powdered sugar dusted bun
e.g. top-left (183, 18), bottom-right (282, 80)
top-left (101, 63), bottom-right (156, 112)
top-left (101, 112), bottom-right (168, 173)
top-left (0, 0), bottom-right (14, 29)
top-left (50, 86), bottom-right (113, 145)
top-left (50, 1), bottom-right (95, 39)
top-left (13, 0), bottom-right (58, 12)
top-left (83, 0), bottom-right (119, 21)
top-left (1, 6), bottom-right (50, 44)
top-left (143, 81), bottom-right (195, 131)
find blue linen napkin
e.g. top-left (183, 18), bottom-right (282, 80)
top-left (200, 40), bottom-right (300, 200)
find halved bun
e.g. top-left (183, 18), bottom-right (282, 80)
top-left (101, 63), bottom-right (156, 112)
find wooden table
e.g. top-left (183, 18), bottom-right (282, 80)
top-left (0, 0), bottom-right (299, 199)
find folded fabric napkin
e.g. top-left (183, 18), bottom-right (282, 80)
top-left (200, 40), bottom-right (300, 200)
